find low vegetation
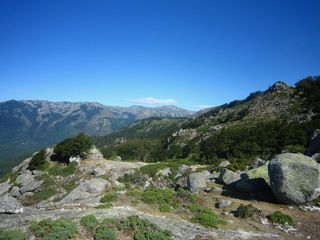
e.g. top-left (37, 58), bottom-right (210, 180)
top-left (80, 214), bottom-right (100, 231)
top-left (100, 193), bottom-right (118, 203)
top-left (188, 204), bottom-right (226, 228)
top-left (48, 162), bottom-right (77, 177)
top-left (0, 229), bottom-right (27, 240)
top-left (30, 219), bottom-right (78, 240)
top-left (233, 204), bottom-right (261, 219)
top-left (268, 211), bottom-right (294, 225)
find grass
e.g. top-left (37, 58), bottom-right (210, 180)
top-left (30, 219), bottom-right (78, 240)
top-left (94, 225), bottom-right (116, 240)
top-left (80, 214), bottom-right (100, 231)
top-left (268, 211), bottom-right (294, 225)
top-left (48, 162), bottom-right (77, 177)
top-left (142, 187), bottom-right (175, 212)
top-left (96, 203), bottom-right (112, 209)
top-left (188, 204), bottom-right (226, 228)
top-left (233, 204), bottom-right (261, 219)
top-left (100, 193), bottom-right (118, 203)
top-left (0, 229), bottom-right (27, 240)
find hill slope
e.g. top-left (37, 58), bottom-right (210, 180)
top-left (0, 100), bottom-right (192, 174)
top-left (97, 77), bottom-right (320, 168)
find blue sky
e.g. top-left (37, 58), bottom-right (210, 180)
top-left (0, 0), bottom-right (319, 111)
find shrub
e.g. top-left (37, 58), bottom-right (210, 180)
top-left (176, 188), bottom-right (197, 203)
top-left (268, 211), bottom-right (294, 225)
top-left (94, 225), bottom-right (116, 240)
top-left (30, 219), bottom-right (78, 240)
top-left (142, 187), bottom-right (174, 212)
top-left (53, 133), bottom-right (92, 162)
top-left (0, 229), bottom-right (27, 240)
top-left (234, 204), bottom-right (261, 218)
top-left (28, 149), bottom-right (47, 171)
top-left (120, 216), bottom-right (173, 240)
top-left (80, 214), bottom-right (100, 230)
top-left (188, 204), bottom-right (226, 228)
top-left (100, 193), bottom-right (118, 203)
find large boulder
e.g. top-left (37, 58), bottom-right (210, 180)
top-left (60, 178), bottom-right (111, 203)
top-left (242, 162), bottom-right (270, 184)
top-left (0, 194), bottom-right (23, 213)
top-left (218, 169), bottom-right (241, 185)
top-left (269, 153), bottom-right (320, 204)
top-left (187, 172), bottom-right (207, 193)
top-left (12, 157), bottom-right (31, 173)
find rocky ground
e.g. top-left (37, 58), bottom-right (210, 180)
top-left (0, 148), bottom-right (320, 240)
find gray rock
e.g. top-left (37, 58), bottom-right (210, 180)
top-left (233, 178), bottom-right (270, 193)
top-left (312, 153), bottom-right (320, 163)
top-left (306, 129), bottom-right (320, 156)
top-left (218, 169), bottom-right (241, 185)
top-left (269, 153), bottom-right (320, 204)
top-left (115, 156), bottom-right (122, 161)
top-left (218, 160), bottom-right (230, 168)
top-left (175, 165), bottom-right (191, 178)
top-left (60, 178), bottom-right (110, 204)
top-left (10, 186), bottom-right (21, 198)
top-left (156, 167), bottom-right (172, 177)
top-left (91, 167), bottom-right (106, 176)
top-left (216, 199), bottom-right (232, 209)
top-left (0, 180), bottom-right (11, 197)
top-left (79, 178), bottom-right (111, 194)
top-left (0, 194), bottom-right (23, 213)
top-left (88, 147), bottom-right (104, 160)
top-left (12, 158), bottom-right (31, 173)
top-left (187, 172), bottom-right (207, 193)
top-left (16, 172), bottom-right (43, 194)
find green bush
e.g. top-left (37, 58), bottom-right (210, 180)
top-left (96, 203), bottom-right (112, 209)
top-left (80, 214), bottom-right (100, 230)
top-left (268, 211), bottom-right (294, 225)
top-left (0, 229), bottom-right (27, 240)
top-left (188, 204), bottom-right (226, 228)
top-left (120, 216), bottom-right (173, 240)
top-left (234, 204), bottom-right (261, 218)
top-left (28, 149), bottom-right (47, 171)
top-left (53, 133), bottom-right (92, 162)
top-left (94, 225), bottom-right (116, 240)
top-left (30, 219), bottom-right (78, 240)
top-left (176, 188), bottom-right (197, 203)
top-left (142, 187), bottom-right (175, 212)
top-left (100, 193), bottom-right (118, 203)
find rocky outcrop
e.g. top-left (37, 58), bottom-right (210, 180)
top-left (0, 194), bottom-right (23, 214)
top-left (218, 169), bottom-right (241, 185)
top-left (12, 157), bottom-right (31, 173)
top-left (16, 171), bottom-right (43, 194)
top-left (60, 178), bottom-right (110, 203)
top-left (187, 172), bottom-right (207, 193)
top-left (0, 180), bottom-right (11, 197)
top-left (269, 153), bottom-right (320, 204)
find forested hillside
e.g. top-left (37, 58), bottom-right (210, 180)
top-left (96, 76), bottom-right (320, 170)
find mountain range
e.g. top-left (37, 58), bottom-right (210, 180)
top-left (0, 100), bottom-right (193, 174)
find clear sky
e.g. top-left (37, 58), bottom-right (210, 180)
top-left (1, 0), bottom-right (319, 110)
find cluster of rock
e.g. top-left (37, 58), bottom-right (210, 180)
top-left (186, 152), bottom-right (320, 205)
